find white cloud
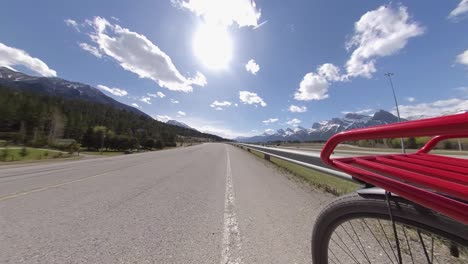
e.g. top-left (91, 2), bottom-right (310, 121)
top-left (356, 109), bottom-right (375, 114)
top-left (406, 97), bottom-right (416, 102)
top-left (262, 118), bottom-right (279, 124)
top-left (64, 19), bottom-right (80, 31)
top-left (264, 128), bottom-right (275, 134)
top-left (342, 108), bottom-right (375, 115)
top-left (177, 111), bottom-right (186, 116)
top-left (175, 0), bottom-right (261, 28)
top-left (396, 98), bottom-right (468, 118)
top-left (197, 125), bottom-right (250, 139)
top-left (154, 115), bottom-right (171, 122)
top-left (139, 96), bottom-right (152, 104)
top-left (210, 100), bottom-right (232, 110)
top-left (79, 43), bottom-right (102, 58)
top-left (245, 59), bottom-right (260, 75)
top-left (293, 5), bottom-right (423, 102)
top-left (455, 86), bottom-right (468, 95)
top-left (345, 5), bottom-right (424, 78)
top-left (294, 73), bottom-right (329, 101)
top-left (170, 99), bottom-right (180, 104)
top-left (448, 0), bottom-right (468, 21)
top-left (456, 49), bottom-right (468, 66)
top-left (239, 91), bottom-right (267, 107)
top-left (87, 17), bottom-right (206, 92)
top-left (317, 63), bottom-right (341, 81)
top-left (147, 91), bottom-right (166, 98)
top-left (131, 103), bottom-right (141, 108)
top-left (289, 105), bottom-right (307, 113)
top-left (0, 42), bottom-right (57, 77)
top-left (96, 84), bottom-right (128, 96)
top-left (286, 118), bottom-right (301, 127)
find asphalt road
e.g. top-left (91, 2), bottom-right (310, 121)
top-left (0, 143), bottom-right (334, 264)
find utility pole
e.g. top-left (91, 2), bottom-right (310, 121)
top-left (384, 72), bottom-right (405, 153)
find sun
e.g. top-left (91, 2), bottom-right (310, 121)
top-left (193, 24), bottom-right (232, 70)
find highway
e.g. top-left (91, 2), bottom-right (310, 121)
top-left (0, 143), bottom-right (335, 263)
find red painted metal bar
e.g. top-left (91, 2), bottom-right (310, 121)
top-left (321, 113), bottom-right (468, 224)
top-left (321, 113), bottom-right (468, 165)
top-left (414, 153), bottom-right (468, 168)
top-left (418, 134), bottom-right (468, 154)
top-left (352, 158), bottom-right (468, 200)
top-left (333, 160), bottom-right (468, 224)
top-left (375, 156), bottom-right (468, 185)
top-left (392, 155), bottom-right (468, 175)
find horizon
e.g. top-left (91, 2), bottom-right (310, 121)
top-left (1, 0), bottom-right (467, 139)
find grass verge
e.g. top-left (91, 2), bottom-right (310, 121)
top-left (248, 149), bottom-right (359, 196)
top-left (81, 151), bottom-right (126, 156)
top-left (0, 148), bottom-right (74, 163)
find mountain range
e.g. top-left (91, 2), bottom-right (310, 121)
top-left (0, 67), bottom-right (221, 140)
top-left (0, 67), bottom-right (148, 117)
top-left (236, 110), bottom-right (404, 143)
top-left (166, 120), bottom-right (196, 130)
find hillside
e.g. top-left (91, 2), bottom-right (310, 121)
top-left (0, 70), bottom-right (226, 147)
top-left (0, 67), bottom-right (148, 117)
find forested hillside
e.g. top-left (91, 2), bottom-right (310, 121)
top-left (0, 86), bottom-right (225, 149)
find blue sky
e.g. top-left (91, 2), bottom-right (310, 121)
top-left (1, 0), bottom-right (467, 138)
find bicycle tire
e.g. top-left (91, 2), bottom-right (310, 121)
top-left (312, 192), bottom-right (468, 263)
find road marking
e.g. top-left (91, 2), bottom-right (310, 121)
top-left (221, 147), bottom-right (243, 264)
top-left (0, 159), bottom-right (155, 202)
top-left (0, 172), bottom-right (112, 202)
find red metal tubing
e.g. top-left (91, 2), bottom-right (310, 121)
top-left (321, 113), bottom-right (468, 165)
top-left (353, 158), bottom-right (468, 200)
top-left (418, 134), bottom-right (468, 154)
top-left (333, 160), bottom-right (468, 224)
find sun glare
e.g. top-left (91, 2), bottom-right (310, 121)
top-left (193, 24), bottom-right (232, 70)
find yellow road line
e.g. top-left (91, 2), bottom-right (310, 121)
top-left (0, 171), bottom-right (112, 202)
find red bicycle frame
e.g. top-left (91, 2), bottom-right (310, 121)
top-left (321, 113), bottom-right (468, 224)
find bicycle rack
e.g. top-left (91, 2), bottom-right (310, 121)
top-left (321, 112), bottom-right (468, 225)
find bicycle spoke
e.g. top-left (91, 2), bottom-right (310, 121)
top-left (377, 219), bottom-right (398, 263)
top-left (341, 223), bottom-right (367, 262)
top-left (430, 237), bottom-right (434, 263)
top-left (417, 230), bottom-right (432, 264)
top-left (313, 194), bottom-right (468, 264)
top-left (349, 221), bottom-right (371, 264)
top-left (402, 225), bottom-right (414, 264)
top-left (332, 231), bottom-right (361, 264)
top-left (361, 219), bottom-right (396, 264)
top-left (329, 250), bottom-right (342, 264)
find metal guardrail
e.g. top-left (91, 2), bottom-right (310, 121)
top-left (231, 143), bottom-right (356, 183)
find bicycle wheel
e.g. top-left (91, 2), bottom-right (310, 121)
top-left (312, 193), bottom-right (468, 264)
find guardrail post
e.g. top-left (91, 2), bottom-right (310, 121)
top-left (264, 154), bottom-right (270, 161)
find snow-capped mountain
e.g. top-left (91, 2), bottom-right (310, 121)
top-left (236, 110), bottom-right (403, 143)
top-left (0, 67), bottom-right (148, 117)
top-left (166, 120), bottom-right (196, 130)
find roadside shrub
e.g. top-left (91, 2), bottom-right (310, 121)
top-left (19, 147), bottom-right (29, 157)
top-left (1, 148), bottom-right (9, 161)
top-left (443, 141), bottom-right (453, 150)
top-left (155, 140), bottom-right (164, 149)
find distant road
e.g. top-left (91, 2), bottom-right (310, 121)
top-left (0, 143), bottom-right (334, 263)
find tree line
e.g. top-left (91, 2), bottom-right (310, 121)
top-left (0, 86), bottom-right (225, 150)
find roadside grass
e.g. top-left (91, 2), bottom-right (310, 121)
top-left (81, 151), bottom-right (126, 156)
top-left (0, 148), bottom-right (74, 163)
top-left (247, 149), bottom-right (360, 196)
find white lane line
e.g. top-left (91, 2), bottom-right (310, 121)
top-left (221, 147), bottom-right (243, 264)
